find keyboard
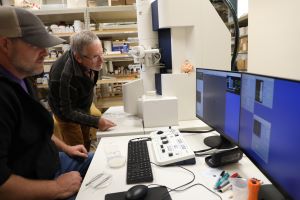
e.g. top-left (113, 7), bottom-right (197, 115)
top-left (150, 128), bottom-right (196, 166)
top-left (126, 139), bottom-right (153, 184)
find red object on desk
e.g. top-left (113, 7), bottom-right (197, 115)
top-left (248, 178), bottom-right (261, 200)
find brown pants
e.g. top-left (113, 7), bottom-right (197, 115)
top-left (89, 103), bottom-right (102, 141)
top-left (54, 115), bottom-right (91, 151)
top-left (53, 103), bottom-right (101, 151)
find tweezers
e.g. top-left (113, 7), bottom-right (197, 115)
top-left (85, 173), bottom-right (104, 186)
top-left (94, 174), bottom-right (112, 188)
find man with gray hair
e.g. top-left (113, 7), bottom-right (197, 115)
top-left (48, 30), bottom-right (116, 151)
top-left (0, 6), bottom-right (93, 200)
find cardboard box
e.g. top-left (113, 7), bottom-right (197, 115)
top-left (239, 37), bottom-right (248, 52)
top-left (111, 0), bottom-right (125, 6)
top-left (237, 59), bottom-right (247, 71)
top-left (126, 0), bottom-right (135, 5)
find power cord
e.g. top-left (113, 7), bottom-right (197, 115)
top-left (176, 183), bottom-right (223, 200)
top-left (194, 147), bottom-right (216, 154)
top-left (195, 146), bottom-right (240, 157)
top-left (149, 162), bottom-right (222, 200)
top-left (150, 162), bottom-right (196, 200)
top-left (150, 163), bottom-right (196, 191)
top-left (195, 153), bottom-right (213, 157)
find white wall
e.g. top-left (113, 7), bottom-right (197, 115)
top-left (248, 0), bottom-right (300, 79)
top-left (157, 0), bottom-right (231, 72)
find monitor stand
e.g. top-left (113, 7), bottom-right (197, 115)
top-left (258, 184), bottom-right (286, 200)
top-left (204, 136), bottom-right (235, 149)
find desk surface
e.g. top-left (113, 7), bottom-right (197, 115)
top-left (143, 119), bottom-right (210, 134)
top-left (97, 106), bottom-right (210, 137)
top-left (76, 133), bottom-right (270, 200)
top-left (97, 106), bottom-right (144, 137)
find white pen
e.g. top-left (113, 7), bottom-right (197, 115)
top-left (94, 175), bottom-right (112, 188)
top-left (85, 173), bottom-right (104, 186)
top-left (218, 184), bottom-right (232, 193)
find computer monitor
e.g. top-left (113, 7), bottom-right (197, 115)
top-left (196, 68), bottom-right (241, 148)
top-left (122, 79), bottom-right (144, 115)
top-left (239, 73), bottom-right (300, 199)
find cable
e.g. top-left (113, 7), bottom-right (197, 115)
top-left (176, 183), bottom-right (223, 200)
top-left (222, 0), bottom-right (240, 71)
top-left (150, 163), bottom-right (223, 200)
top-left (180, 129), bottom-right (215, 133)
top-left (150, 162), bottom-right (196, 200)
top-left (150, 163), bottom-right (196, 189)
top-left (195, 146), bottom-right (240, 157)
top-left (167, 166), bottom-right (196, 192)
top-left (195, 153), bottom-right (212, 157)
top-left (147, 183), bottom-right (172, 191)
top-left (194, 147), bottom-right (216, 153)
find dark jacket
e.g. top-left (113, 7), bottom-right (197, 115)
top-left (0, 71), bottom-right (59, 186)
top-left (48, 50), bottom-right (99, 128)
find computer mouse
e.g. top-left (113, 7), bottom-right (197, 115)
top-left (125, 184), bottom-right (148, 200)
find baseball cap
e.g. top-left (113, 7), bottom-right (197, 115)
top-left (0, 6), bottom-right (64, 48)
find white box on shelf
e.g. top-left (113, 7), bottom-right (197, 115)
top-left (67, 0), bottom-right (86, 8)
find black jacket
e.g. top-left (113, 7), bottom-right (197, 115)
top-left (0, 71), bottom-right (59, 186)
top-left (48, 50), bottom-right (99, 128)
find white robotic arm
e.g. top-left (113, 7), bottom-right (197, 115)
top-left (129, 46), bottom-right (160, 66)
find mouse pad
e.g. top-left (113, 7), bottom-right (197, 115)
top-left (105, 186), bottom-right (172, 200)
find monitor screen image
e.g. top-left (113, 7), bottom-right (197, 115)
top-left (239, 73), bottom-right (300, 199)
top-left (196, 68), bottom-right (241, 148)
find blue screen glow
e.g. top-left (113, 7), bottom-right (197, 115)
top-left (239, 74), bottom-right (300, 199)
top-left (196, 68), bottom-right (241, 144)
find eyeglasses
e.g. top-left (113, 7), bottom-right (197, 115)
top-left (82, 54), bottom-right (103, 63)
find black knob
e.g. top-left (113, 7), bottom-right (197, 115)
top-left (162, 140), bottom-right (169, 144)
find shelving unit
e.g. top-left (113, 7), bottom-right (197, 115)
top-left (30, 4), bottom-right (138, 110)
top-left (95, 77), bottom-right (138, 109)
top-left (87, 5), bottom-right (136, 22)
top-left (31, 8), bottom-right (88, 28)
top-left (92, 29), bottom-right (137, 38)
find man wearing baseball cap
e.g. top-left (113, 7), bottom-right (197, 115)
top-left (0, 6), bottom-right (93, 200)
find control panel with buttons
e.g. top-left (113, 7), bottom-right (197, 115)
top-left (150, 128), bottom-right (195, 166)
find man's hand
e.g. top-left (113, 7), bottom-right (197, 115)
top-left (55, 171), bottom-right (82, 199)
top-left (98, 117), bottom-right (116, 131)
top-left (65, 145), bottom-right (88, 159)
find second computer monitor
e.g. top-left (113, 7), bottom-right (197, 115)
top-left (196, 68), bottom-right (241, 148)
top-left (239, 73), bottom-right (300, 199)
